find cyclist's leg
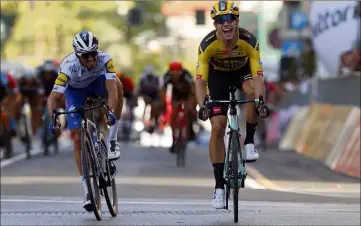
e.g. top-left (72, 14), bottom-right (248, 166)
top-left (240, 72), bottom-right (259, 161)
top-left (92, 75), bottom-right (122, 159)
top-left (207, 68), bottom-right (232, 208)
top-left (63, 86), bottom-right (88, 207)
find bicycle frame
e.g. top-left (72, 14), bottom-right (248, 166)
top-left (53, 99), bottom-right (111, 180)
top-left (206, 86), bottom-right (256, 185)
top-left (223, 88), bottom-right (245, 184)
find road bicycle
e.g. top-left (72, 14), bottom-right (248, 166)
top-left (206, 85), bottom-right (261, 223)
top-left (52, 96), bottom-right (118, 221)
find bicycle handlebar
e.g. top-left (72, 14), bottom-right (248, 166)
top-left (50, 99), bottom-right (115, 134)
top-left (206, 99), bottom-right (257, 106)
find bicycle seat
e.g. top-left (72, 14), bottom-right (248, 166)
top-left (85, 96), bottom-right (103, 106)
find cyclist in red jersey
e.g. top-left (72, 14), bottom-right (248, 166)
top-left (161, 61), bottom-right (196, 153)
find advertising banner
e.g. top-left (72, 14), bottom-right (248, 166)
top-left (309, 1), bottom-right (359, 77)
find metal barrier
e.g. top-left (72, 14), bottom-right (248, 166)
top-left (311, 75), bottom-right (360, 107)
top-left (276, 74), bottom-right (360, 109)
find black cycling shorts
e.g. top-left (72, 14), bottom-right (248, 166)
top-left (207, 64), bottom-right (252, 119)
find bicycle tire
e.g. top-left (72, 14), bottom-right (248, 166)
top-left (81, 129), bottom-right (102, 221)
top-left (224, 129), bottom-right (233, 210)
top-left (23, 114), bottom-right (31, 159)
top-left (99, 133), bottom-right (118, 217)
top-left (176, 126), bottom-right (186, 168)
top-left (230, 131), bottom-right (239, 223)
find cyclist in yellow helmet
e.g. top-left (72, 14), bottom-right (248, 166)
top-left (195, 0), bottom-right (269, 209)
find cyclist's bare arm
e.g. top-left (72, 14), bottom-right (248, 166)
top-left (47, 91), bottom-right (63, 121)
top-left (196, 80), bottom-right (207, 106)
top-left (104, 59), bottom-right (121, 113)
top-left (105, 79), bottom-right (120, 113)
top-left (254, 76), bottom-right (266, 100)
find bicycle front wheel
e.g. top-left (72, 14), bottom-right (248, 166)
top-left (175, 127), bottom-right (186, 168)
top-left (230, 131), bottom-right (239, 223)
top-left (81, 130), bottom-right (102, 221)
top-left (99, 133), bottom-right (118, 217)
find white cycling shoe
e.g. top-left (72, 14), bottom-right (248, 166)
top-left (108, 140), bottom-right (121, 160)
top-left (245, 143), bottom-right (259, 162)
top-left (212, 188), bottom-right (225, 209)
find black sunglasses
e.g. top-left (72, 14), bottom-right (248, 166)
top-left (79, 51), bottom-right (98, 58)
top-left (215, 14), bottom-right (237, 24)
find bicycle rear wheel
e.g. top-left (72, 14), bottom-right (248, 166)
top-left (175, 126), bottom-right (186, 168)
top-left (21, 113), bottom-right (31, 159)
top-left (230, 131), bottom-right (239, 223)
top-left (81, 130), bottom-right (102, 221)
top-left (99, 133), bottom-right (118, 217)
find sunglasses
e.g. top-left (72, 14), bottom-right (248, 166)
top-left (215, 14), bottom-right (237, 24)
top-left (78, 51), bottom-right (98, 59)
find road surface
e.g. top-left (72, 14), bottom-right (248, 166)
top-left (1, 132), bottom-right (360, 225)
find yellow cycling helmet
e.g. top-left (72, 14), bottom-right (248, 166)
top-left (210, 0), bottom-right (239, 20)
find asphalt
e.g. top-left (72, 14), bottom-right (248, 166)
top-left (1, 129), bottom-right (360, 225)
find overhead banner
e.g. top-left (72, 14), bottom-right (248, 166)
top-left (309, 1), bottom-right (359, 77)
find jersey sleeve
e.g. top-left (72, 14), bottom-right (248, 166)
top-left (103, 53), bottom-right (117, 80)
top-left (196, 45), bottom-right (210, 81)
top-left (241, 29), bottom-right (264, 78)
top-left (52, 60), bottom-right (71, 93)
top-left (52, 71), bottom-right (71, 93)
top-left (249, 41), bottom-right (263, 77)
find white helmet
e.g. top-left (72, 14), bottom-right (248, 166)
top-left (72, 31), bottom-right (99, 54)
top-left (144, 65), bottom-right (155, 75)
top-left (23, 68), bottom-right (36, 79)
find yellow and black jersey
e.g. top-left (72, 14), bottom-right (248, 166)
top-left (196, 28), bottom-right (263, 81)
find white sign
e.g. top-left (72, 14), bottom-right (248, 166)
top-left (310, 1), bottom-right (359, 77)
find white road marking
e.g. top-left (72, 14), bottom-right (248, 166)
top-left (0, 175), bottom-right (265, 189)
top-left (1, 197), bottom-right (356, 207)
top-left (1, 148), bottom-right (41, 168)
top-left (1, 140), bottom-right (72, 169)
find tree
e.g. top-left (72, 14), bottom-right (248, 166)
top-left (2, 0), bottom-right (166, 84)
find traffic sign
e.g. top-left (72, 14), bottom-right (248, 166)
top-left (281, 40), bottom-right (303, 57)
top-left (290, 11), bottom-right (308, 30)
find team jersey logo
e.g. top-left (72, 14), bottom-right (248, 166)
top-left (55, 73), bottom-right (69, 86)
top-left (106, 59), bottom-right (115, 73)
